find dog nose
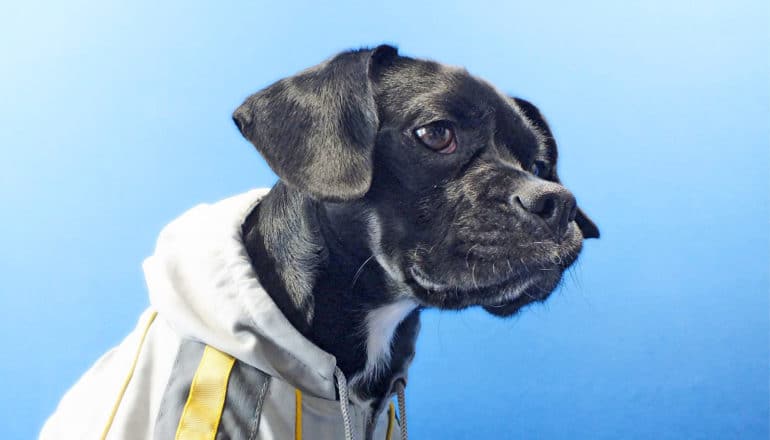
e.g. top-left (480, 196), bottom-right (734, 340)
top-left (514, 185), bottom-right (577, 238)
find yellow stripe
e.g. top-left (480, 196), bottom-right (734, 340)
top-left (295, 388), bottom-right (303, 440)
top-left (175, 346), bottom-right (236, 440)
top-left (99, 311), bottom-right (157, 440)
top-left (385, 401), bottom-right (395, 440)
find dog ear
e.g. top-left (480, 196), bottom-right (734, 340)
top-left (511, 97), bottom-right (600, 239)
top-left (575, 208), bottom-right (600, 239)
top-left (233, 45), bottom-right (399, 201)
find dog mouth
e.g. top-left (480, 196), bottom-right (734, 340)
top-left (404, 229), bottom-right (581, 316)
top-left (391, 209), bottom-right (586, 316)
top-left (407, 263), bottom-right (560, 316)
top-left (408, 264), bottom-right (529, 293)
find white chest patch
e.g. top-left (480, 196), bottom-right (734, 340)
top-left (358, 298), bottom-right (418, 384)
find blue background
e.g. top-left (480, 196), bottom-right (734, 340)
top-left (2, 1), bottom-right (768, 438)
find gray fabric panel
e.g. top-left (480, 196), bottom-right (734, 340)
top-left (153, 340), bottom-right (206, 440)
top-left (216, 360), bottom-right (271, 440)
top-left (153, 341), bottom-right (270, 440)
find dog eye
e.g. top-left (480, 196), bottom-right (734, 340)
top-left (414, 123), bottom-right (457, 154)
top-left (529, 160), bottom-right (550, 177)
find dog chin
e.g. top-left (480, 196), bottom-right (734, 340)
top-left (481, 273), bottom-right (562, 317)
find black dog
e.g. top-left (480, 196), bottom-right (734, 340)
top-left (234, 44), bottom-right (599, 424)
top-left (41, 44), bottom-right (599, 440)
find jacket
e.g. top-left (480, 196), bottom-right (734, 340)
top-left (40, 189), bottom-right (402, 440)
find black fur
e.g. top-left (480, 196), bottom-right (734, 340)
top-left (236, 45), bottom-right (599, 430)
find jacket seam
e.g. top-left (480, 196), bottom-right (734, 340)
top-left (248, 376), bottom-right (271, 440)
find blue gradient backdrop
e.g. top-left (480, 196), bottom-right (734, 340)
top-left (1, 1), bottom-right (768, 438)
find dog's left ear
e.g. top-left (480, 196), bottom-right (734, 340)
top-left (233, 45), bottom-right (399, 201)
top-left (511, 97), bottom-right (600, 239)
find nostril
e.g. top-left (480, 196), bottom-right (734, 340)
top-left (568, 204), bottom-right (577, 222)
top-left (538, 196), bottom-right (557, 220)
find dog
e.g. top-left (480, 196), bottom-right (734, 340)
top-left (41, 45), bottom-right (598, 440)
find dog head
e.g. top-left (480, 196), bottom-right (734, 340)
top-left (234, 45), bottom-right (599, 317)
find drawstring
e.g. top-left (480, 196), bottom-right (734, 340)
top-left (334, 367), bottom-right (355, 440)
top-left (395, 380), bottom-right (408, 440)
top-left (333, 367), bottom-right (409, 440)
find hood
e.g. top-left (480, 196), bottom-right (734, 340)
top-left (142, 188), bottom-right (338, 400)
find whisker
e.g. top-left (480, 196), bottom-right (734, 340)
top-left (351, 255), bottom-right (375, 288)
top-left (465, 244), bottom-right (479, 269)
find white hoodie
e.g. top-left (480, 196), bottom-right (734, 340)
top-left (40, 189), bottom-right (401, 440)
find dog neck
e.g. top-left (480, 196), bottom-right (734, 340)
top-left (242, 183), bottom-right (421, 409)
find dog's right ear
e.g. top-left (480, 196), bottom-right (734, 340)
top-left (233, 45), bottom-right (399, 202)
